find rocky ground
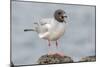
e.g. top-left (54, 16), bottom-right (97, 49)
top-left (38, 54), bottom-right (96, 64)
top-left (79, 56), bottom-right (96, 62)
top-left (38, 54), bottom-right (73, 64)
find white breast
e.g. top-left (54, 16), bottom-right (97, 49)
top-left (38, 18), bottom-right (66, 41)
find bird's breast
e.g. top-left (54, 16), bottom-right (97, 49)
top-left (38, 18), bottom-right (66, 41)
top-left (48, 27), bottom-right (65, 41)
top-left (43, 23), bottom-right (66, 41)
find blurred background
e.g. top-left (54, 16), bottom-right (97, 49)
top-left (11, 1), bottom-right (95, 65)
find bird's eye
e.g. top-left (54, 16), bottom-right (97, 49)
top-left (58, 12), bottom-right (61, 15)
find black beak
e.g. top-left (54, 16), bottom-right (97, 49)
top-left (64, 16), bottom-right (67, 18)
top-left (63, 15), bottom-right (67, 23)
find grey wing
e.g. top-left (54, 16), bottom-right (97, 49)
top-left (35, 18), bottom-right (50, 33)
top-left (35, 24), bottom-right (48, 34)
top-left (41, 25), bottom-right (48, 33)
top-left (40, 18), bottom-right (51, 25)
top-left (40, 21), bottom-right (47, 25)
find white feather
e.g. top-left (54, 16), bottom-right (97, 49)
top-left (36, 18), bottom-right (66, 41)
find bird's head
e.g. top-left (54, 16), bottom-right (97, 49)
top-left (54, 9), bottom-right (67, 23)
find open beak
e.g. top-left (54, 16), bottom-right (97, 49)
top-left (60, 15), bottom-right (67, 20)
top-left (59, 14), bottom-right (68, 23)
top-left (64, 16), bottom-right (67, 18)
top-left (63, 15), bottom-right (67, 23)
top-left (64, 20), bottom-right (67, 23)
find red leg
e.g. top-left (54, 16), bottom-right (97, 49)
top-left (56, 41), bottom-right (58, 48)
top-left (48, 40), bottom-right (51, 47)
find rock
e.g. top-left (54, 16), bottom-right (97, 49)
top-left (79, 56), bottom-right (96, 62)
top-left (37, 54), bottom-right (73, 64)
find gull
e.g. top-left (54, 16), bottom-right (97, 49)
top-left (24, 9), bottom-right (68, 56)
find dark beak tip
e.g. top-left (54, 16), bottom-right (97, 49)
top-left (64, 16), bottom-right (67, 18)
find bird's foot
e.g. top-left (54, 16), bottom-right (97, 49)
top-left (55, 52), bottom-right (64, 57)
top-left (48, 40), bottom-right (51, 47)
top-left (48, 51), bottom-right (64, 57)
top-left (48, 51), bottom-right (56, 55)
